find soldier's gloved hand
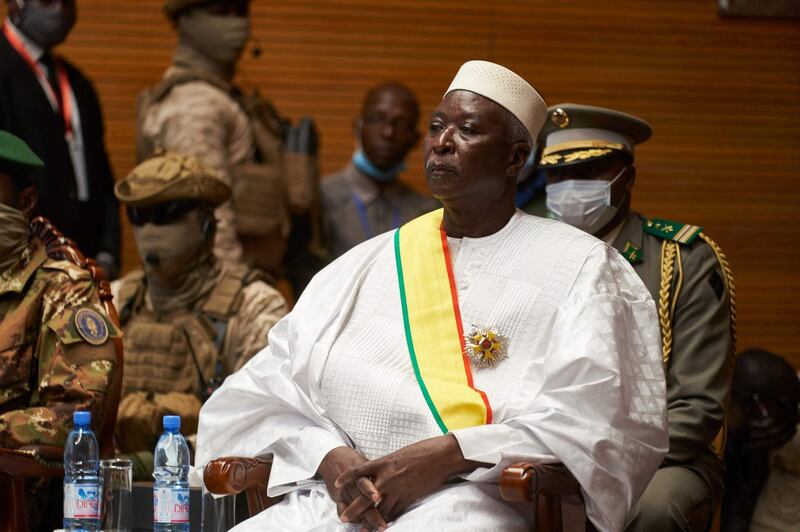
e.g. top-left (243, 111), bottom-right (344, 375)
top-left (116, 392), bottom-right (160, 454)
top-left (153, 392), bottom-right (202, 437)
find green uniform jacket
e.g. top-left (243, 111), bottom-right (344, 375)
top-left (0, 237), bottom-right (119, 448)
top-left (612, 211), bottom-right (734, 498)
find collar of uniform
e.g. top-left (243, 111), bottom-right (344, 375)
top-left (165, 64), bottom-right (230, 89)
top-left (4, 18), bottom-right (45, 63)
top-left (347, 163), bottom-right (403, 205)
top-left (601, 219), bottom-right (626, 246)
top-left (610, 211), bottom-right (645, 264)
top-left (0, 238), bottom-right (47, 295)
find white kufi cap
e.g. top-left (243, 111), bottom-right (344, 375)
top-left (445, 60), bottom-right (547, 139)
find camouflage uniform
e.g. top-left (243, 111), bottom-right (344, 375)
top-left (0, 236), bottom-right (119, 448)
top-left (111, 264), bottom-right (287, 459)
top-left (137, 65), bottom-right (254, 269)
top-left (137, 65), bottom-right (320, 284)
top-left (111, 152), bottom-right (288, 475)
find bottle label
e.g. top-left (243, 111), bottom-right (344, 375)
top-left (63, 482), bottom-right (101, 519)
top-left (154, 486), bottom-right (190, 524)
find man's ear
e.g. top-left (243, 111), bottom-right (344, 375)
top-left (410, 129), bottom-right (421, 151)
top-left (17, 185), bottom-right (37, 218)
top-left (352, 117), bottom-right (363, 143)
top-left (507, 143), bottom-right (532, 178)
top-left (625, 166), bottom-right (637, 192)
top-left (200, 209), bottom-right (215, 240)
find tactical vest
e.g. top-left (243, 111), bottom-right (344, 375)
top-left (116, 264), bottom-right (263, 400)
top-left (136, 70), bottom-right (302, 266)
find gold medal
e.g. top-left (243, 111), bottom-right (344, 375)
top-left (464, 326), bottom-right (507, 369)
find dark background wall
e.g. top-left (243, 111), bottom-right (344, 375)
top-left (3, 0), bottom-right (799, 367)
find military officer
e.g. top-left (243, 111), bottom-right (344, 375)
top-left (112, 151), bottom-right (288, 478)
top-left (0, 129), bottom-right (119, 529)
top-left (537, 104), bottom-right (736, 531)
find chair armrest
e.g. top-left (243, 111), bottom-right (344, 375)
top-left (0, 445), bottom-right (64, 477)
top-left (500, 462), bottom-right (582, 503)
top-left (203, 456), bottom-right (272, 496)
top-left (204, 456), bottom-right (281, 516)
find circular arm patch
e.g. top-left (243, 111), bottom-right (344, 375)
top-left (74, 308), bottom-right (109, 345)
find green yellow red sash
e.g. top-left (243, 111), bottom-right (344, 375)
top-left (394, 209), bottom-right (492, 433)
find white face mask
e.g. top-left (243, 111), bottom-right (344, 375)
top-left (545, 167), bottom-right (627, 235)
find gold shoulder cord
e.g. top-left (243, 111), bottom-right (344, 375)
top-left (698, 233), bottom-right (737, 357)
top-left (699, 232), bottom-right (738, 458)
top-left (657, 240), bottom-right (679, 374)
top-left (660, 233), bottom-right (737, 457)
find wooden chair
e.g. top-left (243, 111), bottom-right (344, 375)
top-left (0, 217), bottom-right (125, 532)
top-left (204, 457), bottom-right (595, 532)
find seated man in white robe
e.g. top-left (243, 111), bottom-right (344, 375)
top-left (196, 61), bottom-right (668, 532)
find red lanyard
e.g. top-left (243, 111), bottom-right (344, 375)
top-left (3, 20), bottom-right (74, 138)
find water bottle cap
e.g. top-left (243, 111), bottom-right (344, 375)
top-left (163, 415), bottom-right (181, 430)
top-left (73, 410), bottom-right (91, 426)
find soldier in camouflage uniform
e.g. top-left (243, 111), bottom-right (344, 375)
top-left (112, 151), bottom-right (288, 478)
top-left (0, 129), bottom-right (119, 530)
top-left (537, 104), bottom-right (736, 531)
top-left (137, 0), bottom-right (321, 294)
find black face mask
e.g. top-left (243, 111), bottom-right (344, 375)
top-left (12, 0), bottom-right (77, 49)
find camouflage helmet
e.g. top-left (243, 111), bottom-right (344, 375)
top-left (114, 151), bottom-right (231, 207)
top-left (163, 0), bottom-right (250, 20)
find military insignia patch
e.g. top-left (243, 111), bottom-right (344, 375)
top-left (464, 326), bottom-right (508, 369)
top-left (74, 308), bottom-right (109, 345)
top-left (622, 240), bottom-right (643, 264)
top-left (551, 108), bottom-right (571, 128)
top-left (644, 218), bottom-right (703, 245)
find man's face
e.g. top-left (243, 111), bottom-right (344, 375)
top-left (358, 89), bottom-right (419, 170)
top-left (8, 0), bottom-right (77, 48)
top-left (730, 358), bottom-right (800, 449)
top-left (0, 172), bottom-right (16, 208)
top-left (128, 202), bottom-right (209, 281)
top-left (544, 154), bottom-right (633, 205)
top-left (0, 170), bottom-right (36, 215)
top-left (423, 90), bottom-right (518, 202)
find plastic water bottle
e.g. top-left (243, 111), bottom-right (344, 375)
top-left (63, 410), bottom-right (101, 531)
top-left (153, 415), bottom-right (191, 531)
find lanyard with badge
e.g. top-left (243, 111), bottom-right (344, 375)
top-left (3, 20), bottom-right (74, 137)
top-left (352, 193), bottom-right (401, 239)
top-left (3, 20), bottom-right (89, 201)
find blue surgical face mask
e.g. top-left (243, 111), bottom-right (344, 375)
top-left (352, 150), bottom-right (406, 184)
top-left (545, 167), bottom-right (627, 235)
top-left (13, 0), bottom-right (76, 49)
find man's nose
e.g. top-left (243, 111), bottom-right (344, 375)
top-left (752, 393), bottom-right (771, 419)
top-left (431, 126), bottom-right (455, 154)
top-left (381, 122), bottom-right (396, 139)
